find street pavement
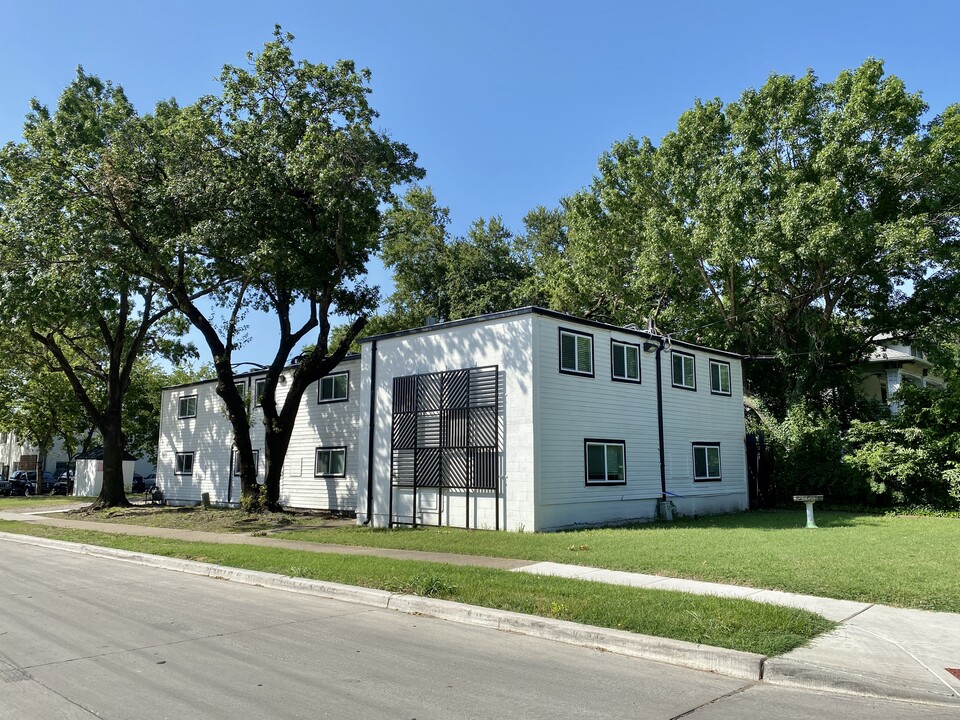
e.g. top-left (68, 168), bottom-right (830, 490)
top-left (1, 539), bottom-right (956, 720)
top-left (1, 507), bottom-right (958, 708)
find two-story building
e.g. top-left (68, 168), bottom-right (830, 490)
top-left (157, 307), bottom-right (749, 531)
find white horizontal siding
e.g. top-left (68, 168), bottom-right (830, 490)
top-left (281, 358), bottom-right (362, 511)
top-left (533, 316), bottom-right (662, 528)
top-left (660, 346), bottom-right (747, 515)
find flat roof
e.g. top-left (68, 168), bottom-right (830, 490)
top-left (358, 306), bottom-right (743, 359)
top-left (162, 352), bottom-right (362, 392)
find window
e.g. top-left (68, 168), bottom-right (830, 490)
top-left (709, 360), bottom-right (731, 395)
top-left (693, 443), bottom-right (721, 481)
top-left (178, 395), bottom-right (198, 419)
top-left (318, 372), bottom-right (349, 403)
top-left (234, 381), bottom-right (246, 398)
top-left (254, 378), bottom-right (267, 406)
top-left (671, 351), bottom-right (696, 390)
top-left (584, 440), bottom-right (626, 485)
top-left (315, 447), bottom-right (346, 477)
top-left (611, 340), bottom-right (641, 383)
top-left (559, 329), bottom-right (594, 376)
top-left (232, 449), bottom-right (259, 477)
top-left (175, 452), bottom-right (195, 475)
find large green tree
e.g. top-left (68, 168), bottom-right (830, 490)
top-left (556, 60), bottom-right (953, 415)
top-left (141, 29), bottom-right (423, 510)
top-left (0, 73), bottom-right (191, 507)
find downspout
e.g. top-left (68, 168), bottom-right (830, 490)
top-left (655, 340), bottom-right (667, 501)
top-left (362, 339), bottom-right (377, 525)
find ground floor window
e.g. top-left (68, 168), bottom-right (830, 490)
top-left (584, 440), bottom-right (626, 485)
top-left (315, 447), bottom-right (346, 477)
top-left (693, 443), bottom-right (721, 481)
top-left (232, 449), bottom-right (259, 477)
top-left (175, 452), bottom-right (194, 475)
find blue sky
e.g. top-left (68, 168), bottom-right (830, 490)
top-left (3, 1), bottom-right (959, 364)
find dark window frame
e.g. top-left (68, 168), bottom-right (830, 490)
top-left (317, 371), bottom-right (350, 404)
top-left (559, 327), bottom-right (595, 377)
top-left (174, 451), bottom-right (195, 476)
top-left (692, 442), bottom-right (722, 482)
top-left (232, 448), bottom-right (259, 478)
top-left (671, 350), bottom-right (697, 391)
top-left (177, 395), bottom-right (198, 419)
top-left (610, 339), bottom-right (642, 384)
top-left (709, 359), bottom-right (732, 396)
top-left (583, 439), bottom-right (627, 486)
top-left (315, 446), bottom-right (347, 478)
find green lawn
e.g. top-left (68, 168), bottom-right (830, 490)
top-left (0, 520), bottom-right (832, 656)
top-left (22, 504), bottom-right (960, 612)
top-left (273, 511), bottom-right (960, 612)
top-left (0, 496), bottom-right (95, 511)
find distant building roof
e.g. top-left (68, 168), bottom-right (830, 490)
top-left (75, 446), bottom-right (138, 461)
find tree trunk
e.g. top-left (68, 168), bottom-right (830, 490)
top-left (93, 413), bottom-right (130, 509)
top-left (263, 413), bottom-right (297, 511)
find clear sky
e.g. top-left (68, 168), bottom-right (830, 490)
top-left (3, 1), bottom-right (959, 365)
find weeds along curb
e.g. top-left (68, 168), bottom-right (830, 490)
top-left (0, 531), bottom-right (764, 681)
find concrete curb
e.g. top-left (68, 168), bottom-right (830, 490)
top-left (0, 531), bottom-right (763, 681)
top-left (763, 657), bottom-right (960, 707)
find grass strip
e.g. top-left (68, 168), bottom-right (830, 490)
top-left (0, 520), bottom-right (833, 657)
top-left (273, 511), bottom-right (960, 613)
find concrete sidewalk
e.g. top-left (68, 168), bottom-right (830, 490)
top-left (2, 507), bottom-right (959, 707)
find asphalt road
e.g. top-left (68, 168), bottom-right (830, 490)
top-left (0, 540), bottom-right (953, 720)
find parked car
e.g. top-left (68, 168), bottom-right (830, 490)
top-left (36, 470), bottom-right (55, 493)
top-left (144, 472), bottom-right (157, 487)
top-left (53, 469), bottom-right (74, 495)
top-left (0, 474), bottom-right (10, 496)
top-left (8, 470), bottom-right (36, 496)
top-left (9, 470), bottom-right (55, 495)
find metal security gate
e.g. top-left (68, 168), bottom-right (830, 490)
top-left (389, 366), bottom-right (500, 529)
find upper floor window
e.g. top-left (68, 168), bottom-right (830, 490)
top-left (692, 443), bottom-right (721, 481)
top-left (584, 439), bottom-right (626, 485)
top-left (559, 328), bottom-right (594, 376)
top-left (234, 381), bottom-right (246, 398)
top-left (709, 360), bottom-right (731, 396)
top-left (611, 340), bottom-right (641, 383)
top-left (178, 395), bottom-right (198, 419)
top-left (318, 372), bottom-right (349, 403)
top-left (671, 351), bottom-right (696, 390)
top-left (254, 378), bottom-right (267, 407)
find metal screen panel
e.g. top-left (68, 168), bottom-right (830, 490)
top-left (389, 366), bottom-right (500, 529)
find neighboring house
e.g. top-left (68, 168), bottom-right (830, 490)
top-left (860, 335), bottom-right (945, 413)
top-left (0, 431), bottom-right (155, 487)
top-left (73, 447), bottom-right (138, 496)
top-left (156, 307), bottom-right (749, 531)
top-left (0, 432), bottom-right (72, 480)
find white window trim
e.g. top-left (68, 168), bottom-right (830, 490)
top-left (709, 359), bottom-right (731, 396)
top-left (315, 447), bottom-right (347, 478)
top-left (318, 371), bottom-right (350, 404)
top-left (178, 395), bottom-right (198, 419)
top-left (559, 328), bottom-right (594, 376)
top-left (692, 443), bottom-right (722, 482)
top-left (671, 351), bottom-right (696, 390)
top-left (254, 378), bottom-right (267, 407)
top-left (584, 439), bottom-right (627, 486)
